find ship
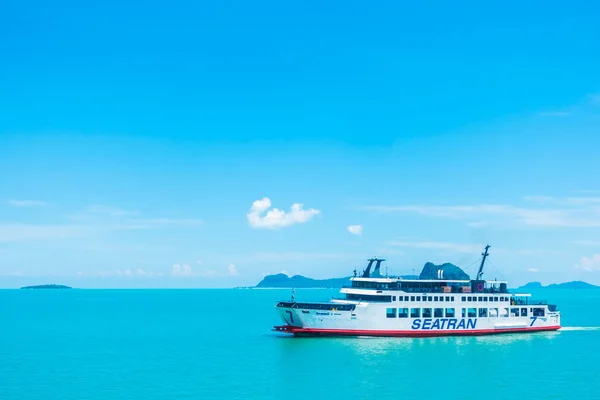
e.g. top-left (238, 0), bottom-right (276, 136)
top-left (273, 245), bottom-right (561, 337)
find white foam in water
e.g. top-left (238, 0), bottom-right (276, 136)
top-left (560, 326), bottom-right (600, 331)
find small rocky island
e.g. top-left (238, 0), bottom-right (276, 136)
top-left (21, 284), bottom-right (72, 289)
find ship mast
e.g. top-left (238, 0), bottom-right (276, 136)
top-left (476, 245), bottom-right (491, 280)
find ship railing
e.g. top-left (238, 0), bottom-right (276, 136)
top-left (342, 285), bottom-right (509, 294)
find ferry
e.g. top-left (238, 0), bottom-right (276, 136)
top-left (273, 245), bottom-right (561, 337)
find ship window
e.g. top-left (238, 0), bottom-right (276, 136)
top-left (473, 297), bottom-right (477, 302)
top-left (386, 308), bottom-right (396, 318)
top-left (499, 308), bottom-right (508, 317)
top-left (533, 308), bottom-right (545, 317)
top-left (468, 308), bottom-right (477, 318)
top-left (434, 296), bottom-right (439, 301)
top-left (520, 308), bottom-right (527, 317)
top-left (467, 296), bottom-right (472, 301)
top-left (440, 297), bottom-right (444, 302)
top-left (462, 308), bottom-right (466, 318)
top-left (411, 296), bottom-right (415, 301)
top-left (462, 297), bottom-right (466, 301)
top-left (410, 308), bottom-right (420, 318)
top-left (483, 297), bottom-right (488, 301)
top-left (452, 296), bottom-right (455, 302)
top-left (500, 297), bottom-right (504, 301)
top-left (479, 308), bottom-right (488, 317)
top-left (346, 294), bottom-right (392, 302)
top-left (405, 296), bottom-right (410, 301)
top-left (428, 296), bottom-right (433, 301)
top-left (445, 308), bottom-right (455, 318)
top-left (445, 296), bottom-right (451, 302)
top-left (416, 296), bottom-right (421, 301)
top-left (393, 296), bottom-right (397, 301)
top-left (422, 308), bottom-right (432, 318)
top-left (489, 308), bottom-right (498, 317)
top-left (398, 308), bottom-right (409, 318)
top-left (495, 297), bottom-right (499, 302)
top-left (434, 308), bottom-right (443, 317)
top-left (510, 308), bottom-right (519, 317)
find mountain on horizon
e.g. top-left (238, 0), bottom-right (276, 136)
top-left (255, 273), bottom-right (600, 290)
top-left (255, 273), bottom-right (351, 288)
top-left (515, 281), bottom-right (599, 291)
top-left (254, 261), bottom-right (461, 288)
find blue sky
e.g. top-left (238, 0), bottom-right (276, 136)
top-left (1, 1), bottom-right (600, 287)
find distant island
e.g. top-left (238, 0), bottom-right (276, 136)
top-left (256, 273), bottom-right (351, 288)
top-left (515, 281), bottom-right (599, 291)
top-left (254, 273), bottom-right (599, 290)
top-left (21, 284), bottom-right (72, 290)
top-left (255, 273), bottom-right (419, 288)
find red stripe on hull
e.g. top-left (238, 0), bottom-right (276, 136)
top-left (284, 325), bottom-right (561, 337)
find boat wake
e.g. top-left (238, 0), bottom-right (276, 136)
top-left (560, 326), bottom-right (600, 331)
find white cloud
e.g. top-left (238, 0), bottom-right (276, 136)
top-left (171, 264), bottom-right (194, 276)
top-left (8, 199), bottom-right (46, 207)
top-left (0, 223), bottom-right (89, 242)
top-left (578, 254), bottom-right (600, 271)
top-left (228, 264), bottom-right (239, 276)
top-left (386, 240), bottom-right (482, 254)
top-left (347, 225), bottom-right (363, 235)
top-left (524, 196), bottom-right (600, 206)
top-left (528, 268), bottom-right (540, 273)
top-left (361, 196), bottom-right (600, 228)
top-left (0, 203), bottom-right (203, 243)
top-left (247, 197), bottom-right (320, 229)
top-left (84, 205), bottom-right (139, 216)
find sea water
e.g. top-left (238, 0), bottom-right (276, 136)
top-left (1, 288), bottom-right (599, 400)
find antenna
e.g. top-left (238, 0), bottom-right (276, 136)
top-left (477, 245), bottom-right (491, 280)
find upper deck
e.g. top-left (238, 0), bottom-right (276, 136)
top-left (346, 277), bottom-right (509, 294)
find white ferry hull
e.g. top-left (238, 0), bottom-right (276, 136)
top-left (275, 301), bottom-right (561, 337)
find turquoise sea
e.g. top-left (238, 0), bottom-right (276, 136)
top-left (1, 288), bottom-right (599, 400)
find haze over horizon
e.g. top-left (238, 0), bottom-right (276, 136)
top-left (1, 1), bottom-right (600, 288)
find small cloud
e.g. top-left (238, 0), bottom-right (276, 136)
top-left (228, 264), bottom-right (239, 276)
top-left (171, 264), bottom-right (194, 276)
top-left (347, 225), bottom-right (363, 235)
top-left (84, 205), bottom-right (139, 216)
top-left (528, 268), bottom-right (540, 273)
top-left (8, 199), bottom-right (46, 207)
top-left (247, 197), bottom-right (320, 229)
top-left (466, 221), bottom-right (489, 228)
top-left (196, 260), bottom-right (204, 265)
top-left (578, 254), bottom-right (600, 272)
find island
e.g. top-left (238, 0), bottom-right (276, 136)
top-left (21, 284), bottom-right (73, 289)
top-left (515, 281), bottom-right (599, 291)
top-left (256, 273), bottom-right (351, 288)
top-left (253, 261), bottom-right (599, 290)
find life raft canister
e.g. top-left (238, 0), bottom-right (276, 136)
top-left (476, 283), bottom-right (484, 292)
